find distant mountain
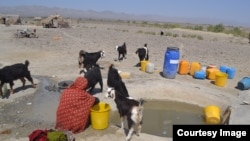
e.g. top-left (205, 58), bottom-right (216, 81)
top-left (0, 6), bottom-right (248, 27)
top-left (0, 6), bottom-right (148, 20)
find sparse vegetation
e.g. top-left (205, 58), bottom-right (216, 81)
top-left (136, 30), bottom-right (156, 35)
top-left (197, 35), bottom-right (203, 40)
top-left (224, 27), bottom-right (247, 37)
top-left (182, 34), bottom-right (203, 40)
top-left (207, 24), bottom-right (225, 33)
top-left (212, 37), bottom-right (218, 41)
top-left (144, 31), bottom-right (156, 35)
top-left (173, 33), bottom-right (179, 37)
top-left (136, 28), bottom-right (204, 40)
top-left (135, 21), bottom-right (248, 38)
top-left (83, 19), bottom-right (248, 40)
top-left (136, 30), bottom-right (144, 34)
top-left (164, 32), bottom-right (172, 36)
top-left (75, 18), bottom-right (249, 39)
top-left (194, 25), bottom-right (203, 31)
top-left (122, 29), bottom-right (129, 32)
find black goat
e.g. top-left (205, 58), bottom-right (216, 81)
top-left (160, 31), bottom-right (164, 36)
top-left (82, 64), bottom-right (103, 94)
top-left (78, 50), bottom-right (105, 72)
top-left (116, 42), bottom-right (127, 61)
top-left (0, 60), bottom-right (36, 97)
top-left (135, 44), bottom-right (149, 65)
top-left (105, 88), bottom-right (144, 141)
top-left (107, 64), bottom-right (129, 97)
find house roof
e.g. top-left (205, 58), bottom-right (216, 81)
top-left (41, 14), bottom-right (64, 24)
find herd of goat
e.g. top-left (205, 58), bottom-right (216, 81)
top-left (77, 42), bottom-right (149, 140)
top-left (0, 42), bottom-right (149, 140)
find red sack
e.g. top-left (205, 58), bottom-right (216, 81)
top-left (29, 129), bottom-right (48, 141)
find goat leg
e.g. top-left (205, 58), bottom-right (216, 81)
top-left (126, 126), bottom-right (135, 141)
top-left (9, 82), bottom-right (14, 95)
top-left (20, 77), bottom-right (26, 88)
top-left (136, 123), bottom-right (142, 136)
top-left (99, 81), bottom-right (103, 92)
top-left (25, 72), bottom-right (37, 88)
top-left (0, 84), bottom-right (3, 97)
top-left (120, 117), bottom-right (125, 129)
top-left (118, 54), bottom-right (121, 61)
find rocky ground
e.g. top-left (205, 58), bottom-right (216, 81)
top-left (0, 20), bottom-right (250, 141)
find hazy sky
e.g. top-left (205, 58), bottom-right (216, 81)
top-left (0, 0), bottom-right (249, 26)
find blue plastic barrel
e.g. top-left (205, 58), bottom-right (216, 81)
top-left (219, 65), bottom-right (228, 73)
top-left (237, 77), bottom-right (250, 90)
top-left (163, 47), bottom-right (180, 79)
top-left (194, 71), bottom-right (206, 79)
top-left (226, 67), bottom-right (236, 79)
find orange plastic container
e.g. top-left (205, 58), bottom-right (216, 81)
top-left (215, 72), bottom-right (228, 87)
top-left (206, 68), bottom-right (220, 80)
top-left (178, 60), bottom-right (189, 75)
top-left (189, 62), bottom-right (201, 76)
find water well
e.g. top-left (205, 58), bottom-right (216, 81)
top-left (109, 100), bottom-right (205, 138)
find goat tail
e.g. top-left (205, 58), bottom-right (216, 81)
top-left (137, 98), bottom-right (144, 121)
top-left (139, 98), bottom-right (145, 107)
top-left (24, 60), bottom-right (30, 67)
top-left (138, 98), bottom-right (145, 113)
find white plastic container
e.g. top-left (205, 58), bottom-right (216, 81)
top-left (146, 62), bottom-right (155, 73)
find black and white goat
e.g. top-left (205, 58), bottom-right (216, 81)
top-left (135, 44), bottom-right (149, 65)
top-left (107, 64), bottom-right (129, 97)
top-left (78, 50), bottom-right (105, 72)
top-left (105, 87), bottom-right (144, 141)
top-left (115, 42), bottom-right (127, 61)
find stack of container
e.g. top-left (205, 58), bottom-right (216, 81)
top-left (176, 60), bottom-right (236, 87)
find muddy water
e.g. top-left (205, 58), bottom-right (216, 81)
top-left (31, 76), bottom-right (61, 122)
top-left (12, 76), bottom-right (61, 124)
top-left (110, 100), bottom-right (205, 138)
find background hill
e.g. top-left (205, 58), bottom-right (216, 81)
top-left (0, 5), bottom-right (248, 27)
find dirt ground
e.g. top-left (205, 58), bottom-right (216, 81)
top-left (0, 20), bottom-right (250, 141)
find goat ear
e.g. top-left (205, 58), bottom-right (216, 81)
top-left (109, 64), bottom-right (114, 69)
